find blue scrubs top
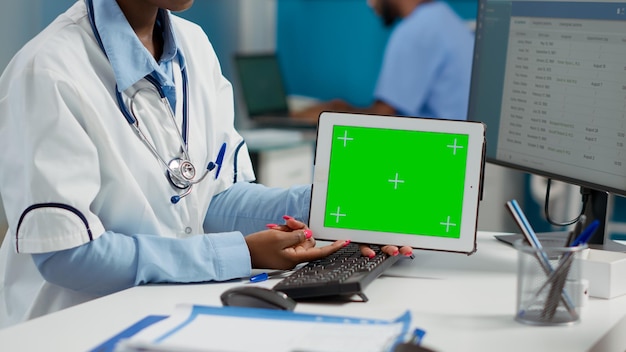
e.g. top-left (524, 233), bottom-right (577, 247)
top-left (374, 2), bottom-right (474, 120)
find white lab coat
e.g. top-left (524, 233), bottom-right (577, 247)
top-left (0, 2), bottom-right (254, 327)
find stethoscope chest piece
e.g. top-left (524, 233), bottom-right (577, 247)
top-left (168, 158), bottom-right (196, 189)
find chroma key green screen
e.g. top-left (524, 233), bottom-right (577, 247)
top-left (324, 125), bottom-right (469, 238)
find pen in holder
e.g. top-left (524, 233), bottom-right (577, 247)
top-left (514, 239), bottom-right (587, 326)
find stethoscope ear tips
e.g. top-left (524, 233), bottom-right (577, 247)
top-left (171, 195), bottom-right (181, 204)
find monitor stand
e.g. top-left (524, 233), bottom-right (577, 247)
top-left (585, 188), bottom-right (608, 245)
top-left (581, 188), bottom-right (625, 252)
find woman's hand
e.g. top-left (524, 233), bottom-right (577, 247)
top-left (262, 215), bottom-right (412, 264)
top-left (246, 215), bottom-right (347, 269)
top-left (265, 215), bottom-right (317, 249)
top-left (265, 215), bottom-right (309, 233)
top-left (359, 244), bottom-right (413, 258)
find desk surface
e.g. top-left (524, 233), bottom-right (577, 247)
top-left (1, 232), bottom-right (625, 351)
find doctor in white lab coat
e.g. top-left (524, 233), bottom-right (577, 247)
top-left (0, 0), bottom-right (356, 328)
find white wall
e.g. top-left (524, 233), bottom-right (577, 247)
top-left (239, 0), bottom-right (276, 52)
top-left (233, 0), bottom-right (277, 130)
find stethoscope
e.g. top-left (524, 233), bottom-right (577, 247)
top-left (117, 77), bottom-right (226, 204)
top-left (86, 0), bottom-right (222, 204)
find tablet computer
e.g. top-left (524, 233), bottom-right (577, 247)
top-left (309, 112), bottom-right (486, 255)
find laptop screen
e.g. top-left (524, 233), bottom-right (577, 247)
top-left (233, 53), bottom-right (290, 116)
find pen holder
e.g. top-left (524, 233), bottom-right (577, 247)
top-left (514, 239), bottom-right (587, 326)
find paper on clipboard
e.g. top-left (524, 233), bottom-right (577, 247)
top-left (113, 304), bottom-right (411, 352)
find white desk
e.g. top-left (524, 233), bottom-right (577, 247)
top-left (1, 232), bottom-right (625, 351)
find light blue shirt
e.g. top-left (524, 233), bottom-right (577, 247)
top-left (92, 0), bottom-right (180, 108)
top-left (33, 183), bottom-right (312, 295)
top-left (374, 2), bottom-right (474, 120)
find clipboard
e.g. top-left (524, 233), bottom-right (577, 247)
top-left (92, 304), bottom-right (413, 352)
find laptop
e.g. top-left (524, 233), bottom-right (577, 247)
top-left (232, 52), bottom-right (317, 129)
top-left (309, 112), bottom-right (487, 254)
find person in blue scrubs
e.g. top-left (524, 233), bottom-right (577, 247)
top-left (293, 0), bottom-right (474, 121)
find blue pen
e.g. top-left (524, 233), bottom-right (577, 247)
top-left (215, 142), bottom-right (226, 179)
top-left (410, 328), bottom-right (426, 345)
top-left (249, 272), bottom-right (269, 283)
top-left (508, 200), bottom-right (555, 271)
top-left (249, 270), bottom-right (290, 283)
top-left (510, 199), bottom-right (543, 250)
top-left (569, 220), bottom-right (600, 247)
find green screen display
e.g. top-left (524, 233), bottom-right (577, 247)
top-left (324, 125), bottom-right (469, 238)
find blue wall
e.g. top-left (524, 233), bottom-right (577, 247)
top-left (277, 1), bottom-right (390, 106)
top-left (276, 0), bottom-right (477, 106)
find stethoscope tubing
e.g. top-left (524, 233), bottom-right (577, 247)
top-left (128, 86), bottom-right (190, 161)
top-left (87, 0), bottom-right (190, 146)
top-left (86, 0), bottom-right (213, 203)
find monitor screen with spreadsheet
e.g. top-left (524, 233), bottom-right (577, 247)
top-left (468, 0), bottom-right (626, 244)
top-left (309, 112), bottom-right (486, 254)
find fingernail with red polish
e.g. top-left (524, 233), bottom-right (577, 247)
top-left (342, 239), bottom-right (351, 247)
top-left (368, 253), bottom-right (376, 259)
top-left (393, 250), bottom-right (399, 256)
top-left (265, 223), bottom-right (278, 229)
top-left (304, 229), bottom-right (312, 239)
top-left (282, 215), bottom-right (293, 221)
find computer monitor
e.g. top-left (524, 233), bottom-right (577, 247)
top-left (468, 0), bottom-right (626, 245)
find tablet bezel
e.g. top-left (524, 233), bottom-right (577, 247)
top-left (309, 112), bottom-right (486, 255)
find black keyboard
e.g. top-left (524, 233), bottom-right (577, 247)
top-left (272, 243), bottom-right (401, 301)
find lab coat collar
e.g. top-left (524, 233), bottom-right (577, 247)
top-left (91, 0), bottom-right (184, 92)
